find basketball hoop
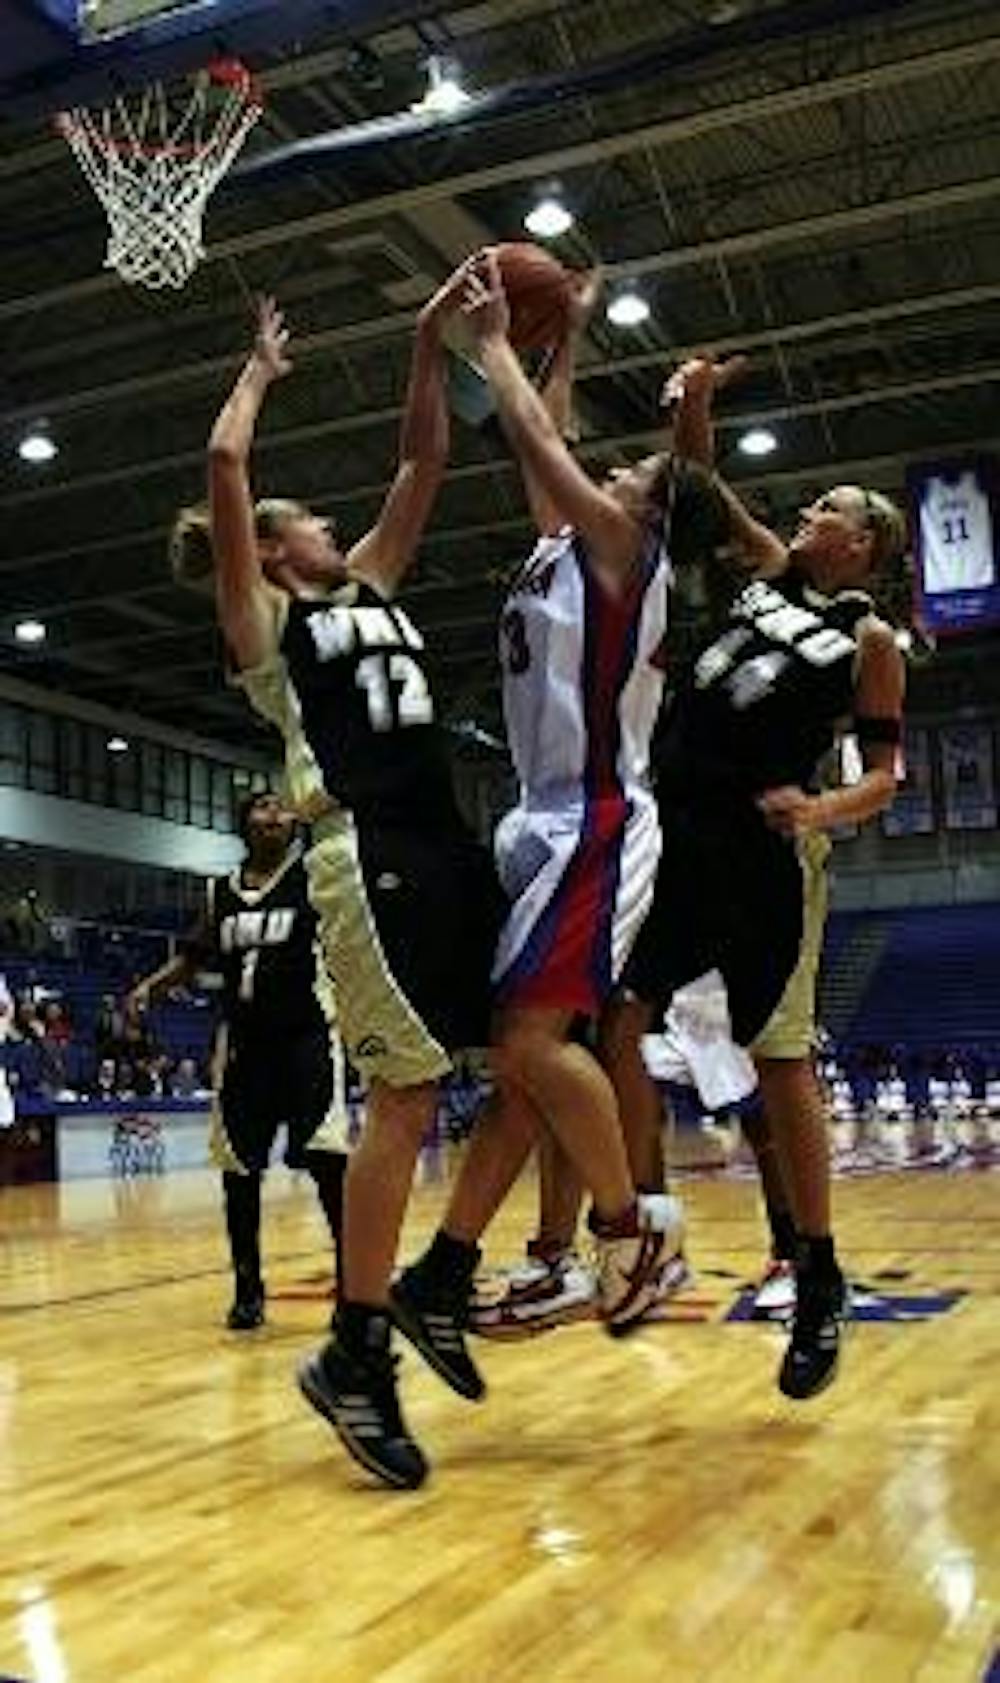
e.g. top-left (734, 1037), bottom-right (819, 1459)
top-left (56, 59), bottom-right (263, 291)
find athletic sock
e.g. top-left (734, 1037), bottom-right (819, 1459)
top-left (336, 1300), bottom-right (392, 1360)
top-left (422, 1229), bottom-right (481, 1287)
top-left (769, 1206), bottom-right (799, 1263)
top-left (798, 1233), bottom-right (838, 1278)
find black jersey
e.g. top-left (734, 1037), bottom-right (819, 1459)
top-left (280, 581), bottom-right (462, 833)
top-left (205, 847), bottom-right (325, 1037)
top-left (659, 566), bottom-right (873, 800)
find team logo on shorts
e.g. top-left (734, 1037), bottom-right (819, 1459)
top-left (353, 1034), bottom-right (388, 1059)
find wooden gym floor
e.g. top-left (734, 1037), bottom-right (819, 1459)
top-left (2, 1157), bottom-right (998, 1683)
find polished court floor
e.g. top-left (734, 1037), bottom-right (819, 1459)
top-left (2, 1155), bottom-right (998, 1683)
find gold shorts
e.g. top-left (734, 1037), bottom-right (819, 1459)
top-left (752, 830), bottom-right (831, 1062)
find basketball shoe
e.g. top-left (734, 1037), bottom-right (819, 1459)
top-left (470, 1246), bottom-right (597, 1339)
top-left (297, 1325), bottom-right (427, 1491)
top-left (390, 1251), bottom-right (486, 1401)
top-left (778, 1265), bottom-right (849, 1400)
top-left (589, 1192), bottom-right (685, 1336)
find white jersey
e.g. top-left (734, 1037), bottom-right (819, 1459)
top-left (499, 526), bottom-right (669, 808)
top-left (920, 470), bottom-right (995, 595)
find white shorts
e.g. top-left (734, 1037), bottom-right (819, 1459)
top-left (492, 792), bottom-right (660, 1016)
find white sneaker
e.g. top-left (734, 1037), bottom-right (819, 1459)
top-left (751, 1258), bottom-right (797, 1320)
top-left (591, 1192), bottom-right (685, 1337)
top-left (631, 1246), bottom-right (696, 1324)
top-left (470, 1252), bottom-right (596, 1339)
top-left (471, 1252), bottom-right (549, 1312)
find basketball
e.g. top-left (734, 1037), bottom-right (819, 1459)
top-left (495, 241), bottom-right (573, 351)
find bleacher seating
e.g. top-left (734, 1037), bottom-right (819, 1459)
top-left (832, 903), bottom-right (1000, 1056)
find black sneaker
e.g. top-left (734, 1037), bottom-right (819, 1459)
top-left (226, 1289), bottom-right (265, 1331)
top-left (390, 1269), bottom-right (485, 1401)
top-left (297, 1338), bottom-right (428, 1491)
top-left (778, 1268), bottom-right (849, 1400)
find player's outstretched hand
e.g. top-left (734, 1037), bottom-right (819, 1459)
top-left (660, 353), bottom-right (748, 415)
top-left (418, 256), bottom-right (479, 334)
top-left (460, 247), bottom-right (511, 347)
top-left (253, 295), bottom-right (293, 381)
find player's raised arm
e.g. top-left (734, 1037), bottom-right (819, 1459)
top-left (463, 249), bottom-right (639, 580)
top-left (520, 269), bottom-right (602, 537)
top-left (208, 297), bottom-right (292, 668)
top-left (347, 268), bottom-right (467, 597)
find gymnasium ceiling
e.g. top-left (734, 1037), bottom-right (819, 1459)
top-left (2, 0), bottom-right (1000, 752)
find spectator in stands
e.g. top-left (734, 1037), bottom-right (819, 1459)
top-left (42, 1000), bottom-right (72, 1045)
top-left (94, 993), bottom-right (125, 1062)
top-left (170, 1056), bottom-right (204, 1100)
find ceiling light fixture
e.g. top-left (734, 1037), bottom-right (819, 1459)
top-left (525, 192), bottom-right (573, 239)
top-left (411, 55), bottom-right (470, 117)
top-left (13, 619), bottom-right (46, 645)
top-left (17, 424), bottom-right (57, 465)
top-left (738, 427), bottom-right (778, 458)
top-left (106, 736), bottom-right (129, 754)
top-left (606, 287), bottom-right (650, 328)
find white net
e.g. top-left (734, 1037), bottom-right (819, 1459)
top-left (58, 62), bottom-right (263, 290)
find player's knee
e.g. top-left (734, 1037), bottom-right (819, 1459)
top-left (369, 1078), bottom-right (438, 1140)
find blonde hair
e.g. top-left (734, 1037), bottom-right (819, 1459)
top-left (858, 488), bottom-right (907, 573)
top-left (168, 497), bottom-right (308, 594)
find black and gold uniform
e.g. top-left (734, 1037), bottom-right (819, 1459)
top-left (237, 582), bottom-right (502, 1087)
top-left (626, 568), bottom-right (876, 1049)
top-left (201, 844), bottom-right (342, 1172)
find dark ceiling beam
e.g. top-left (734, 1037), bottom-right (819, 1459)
top-left (2, 26), bottom-right (998, 326)
top-left (4, 353), bottom-right (999, 516)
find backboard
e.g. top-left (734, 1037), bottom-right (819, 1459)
top-left (1, 0), bottom-right (426, 121)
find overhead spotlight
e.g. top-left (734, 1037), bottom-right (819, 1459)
top-left (525, 192), bottom-right (573, 240)
top-left (106, 735), bottom-right (129, 754)
top-left (13, 619), bottom-right (46, 645)
top-left (411, 55), bottom-right (470, 117)
top-left (607, 287), bottom-right (650, 328)
top-left (738, 426), bottom-right (778, 458)
top-left (17, 424), bottom-right (57, 465)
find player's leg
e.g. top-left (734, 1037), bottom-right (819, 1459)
top-left (299, 818), bottom-right (496, 1488)
top-left (299, 1076), bottom-right (439, 1491)
top-left (221, 1169), bottom-right (265, 1330)
top-left (286, 1026), bottom-right (348, 1296)
top-left (752, 834), bottom-right (846, 1399)
top-left (741, 1095), bottom-right (798, 1318)
top-left (211, 1033), bottom-right (274, 1331)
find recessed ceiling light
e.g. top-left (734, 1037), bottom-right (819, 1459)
top-left (607, 288), bottom-right (650, 328)
top-left (525, 195), bottom-right (573, 239)
top-left (17, 427), bottom-right (57, 465)
top-left (411, 55), bottom-right (470, 117)
top-left (106, 736), bottom-right (129, 754)
top-left (738, 427), bottom-right (778, 458)
top-left (13, 619), bottom-right (46, 645)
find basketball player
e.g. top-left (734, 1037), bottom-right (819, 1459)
top-left (128, 790), bottom-right (346, 1329)
top-left (178, 282), bottom-right (503, 1491)
top-left (394, 250), bottom-right (739, 1343)
top-left (600, 355), bottom-right (907, 1400)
